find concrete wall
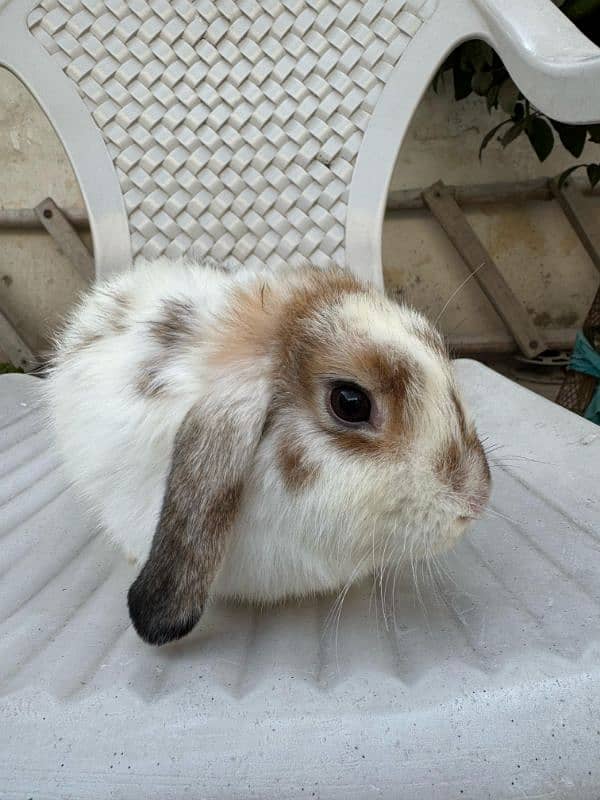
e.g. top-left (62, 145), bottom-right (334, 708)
top-left (0, 68), bottom-right (87, 357)
top-left (0, 66), bottom-right (599, 360)
top-left (384, 79), bottom-right (600, 348)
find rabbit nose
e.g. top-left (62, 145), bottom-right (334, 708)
top-left (465, 487), bottom-right (490, 519)
top-left (456, 490), bottom-right (489, 523)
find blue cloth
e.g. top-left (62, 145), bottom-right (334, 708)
top-left (569, 331), bottom-right (600, 425)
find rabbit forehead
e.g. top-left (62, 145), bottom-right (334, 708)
top-left (297, 292), bottom-right (450, 400)
top-left (335, 293), bottom-right (449, 374)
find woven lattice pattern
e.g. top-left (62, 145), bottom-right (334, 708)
top-left (556, 371), bottom-right (596, 414)
top-left (29, 0), bottom-right (434, 268)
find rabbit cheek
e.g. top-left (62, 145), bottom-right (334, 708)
top-left (277, 435), bottom-right (320, 492)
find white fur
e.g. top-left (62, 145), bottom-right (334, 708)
top-left (45, 257), bottom-right (490, 605)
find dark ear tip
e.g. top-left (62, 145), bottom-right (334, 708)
top-left (127, 578), bottom-right (201, 646)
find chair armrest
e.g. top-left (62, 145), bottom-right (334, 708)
top-left (475, 0), bottom-right (600, 124)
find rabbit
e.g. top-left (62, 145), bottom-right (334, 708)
top-left (44, 257), bottom-right (491, 646)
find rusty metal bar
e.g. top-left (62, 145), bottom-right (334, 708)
top-left (389, 178), bottom-right (598, 211)
top-left (448, 329), bottom-right (575, 357)
top-left (550, 179), bottom-right (600, 275)
top-left (0, 206), bottom-right (88, 229)
top-left (34, 198), bottom-right (94, 282)
top-left (0, 309), bottom-right (36, 372)
top-left (388, 178), bottom-right (558, 211)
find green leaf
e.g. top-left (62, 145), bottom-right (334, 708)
top-left (479, 118), bottom-right (513, 159)
top-left (499, 121), bottom-right (526, 147)
top-left (0, 363), bottom-right (24, 375)
top-left (452, 64), bottom-right (473, 100)
top-left (558, 164), bottom-right (583, 189)
top-left (498, 79), bottom-right (520, 114)
top-left (460, 41), bottom-right (494, 72)
top-left (560, 0), bottom-right (600, 20)
top-left (513, 102), bottom-right (525, 122)
top-left (485, 84), bottom-right (500, 112)
top-left (587, 163), bottom-right (600, 188)
top-left (588, 124), bottom-right (600, 143)
top-left (471, 70), bottom-right (493, 96)
top-left (526, 117), bottom-right (554, 162)
top-left (551, 121), bottom-right (587, 157)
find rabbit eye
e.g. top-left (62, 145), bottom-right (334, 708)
top-left (330, 383), bottom-right (371, 424)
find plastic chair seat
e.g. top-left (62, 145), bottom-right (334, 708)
top-left (1, 360), bottom-right (599, 798)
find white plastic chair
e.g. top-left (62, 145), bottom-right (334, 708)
top-left (1, 1), bottom-right (600, 797)
top-left (2, 0), bottom-right (600, 284)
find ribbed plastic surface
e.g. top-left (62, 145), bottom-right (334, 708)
top-left (1, 360), bottom-right (599, 799)
top-left (28, 0), bottom-right (434, 268)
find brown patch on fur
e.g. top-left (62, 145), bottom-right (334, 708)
top-left (77, 331), bottom-right (103, 349)
top-left (215, 293), bottom-right (276, 364)
top-left (209, 267), bottom-right (365, 373)
top-left (261, 400), bottom-right (278, 438)
top-left (56, 328), bottom-right (101, 361)
top-left (136, 358), bottom-right (168, 398)
top-left (323, 427), bottom-right (384, 456)
top-left (357, 345), bottom-right (412, 397)
top-left (148, 298), bottom-right (196, 349)
top-left (436, 423), bottom-right (491, 501)
top-left (437, 389), bottom-right (488, 493)
top-left (278, 436), bottom-right (319, 491)
top-left (436, 438), bottom-right (463, 492)
top-left (450, 390), bottom-right (489, 481)
top-left (276, 270), bottom-right (365, 380)
top-left (109, 290), bottom-right (131, 334)
top-left (472, 435), bottom-right (491, 483)
top-left (451, 389), bottom-right (469, 440)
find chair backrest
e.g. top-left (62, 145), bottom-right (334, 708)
top-left (2, 0), bottom-right (600, 285)
top-left (4, 0), bottom-right (434, 283)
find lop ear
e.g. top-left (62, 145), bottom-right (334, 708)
top-left (128, 381), bottom-right (270, 645)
